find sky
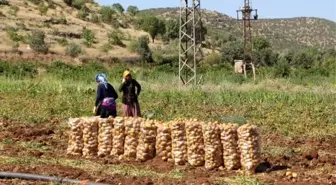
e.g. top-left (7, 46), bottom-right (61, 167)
top-left (96, 0), bottom-right (336, 22)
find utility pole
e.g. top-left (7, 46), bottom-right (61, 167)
top-left (179, 0), bottom-right (203, 85)
top-left (237, 0), bottom-right (258, 81)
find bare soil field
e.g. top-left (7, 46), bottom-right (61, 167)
top-left (0, 120), bottom-right (335, 185)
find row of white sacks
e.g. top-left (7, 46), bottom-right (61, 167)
top-left (67, 117), bottom-right (260, 172)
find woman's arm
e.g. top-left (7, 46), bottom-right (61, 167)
top-left (111, 86), bottom-right (118, 100)
top-left (119, 82), bottom-right (126, 92)
top-left (95, 84), bottom-right (104, 106)
top-left (134, 80), bottom-right (141, 95)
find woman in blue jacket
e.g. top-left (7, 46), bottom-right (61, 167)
top-left (93, 73), bottom-right (118, 118)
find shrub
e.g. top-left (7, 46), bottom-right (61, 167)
top-left (12, 42), bottom-right (19, 51)
top-left (27, 0), bottom-right (40, 5)
top-left (90, 13), bottom-right (99, 23)
top-left (204, 52), bottom-right (222, 66)
top-left (100, 43), bottom-right (113, 53)
top-left (9, 5), bottom-right (19, 16)
top-left (108, 29), bottom-right (124, 47)
top-left (63, 0), bottom-right (72, 6)
top-left (66, 43), bottom-right (84, 57)
top-left (273, 57), bottom-right (291, 78)
top-left (82, 27), bottom-right (95, 47)
top-left (127, 39), bottom-right (139, 53)
top-left (100, 6), bottom-right (114, 23)
top-left (29, 31), bottom-right (49, 54)
top-left (72, 0), bottom-right (85, 9)
top-left (127, 5), bottom-right (138, 16)
top-left (0, 61), bottom-right (37, 78)
top-left (56, 17), bottom-right (67, 24)
top-left (38, 3), bottom-right (48, 15)
top-left (77, 5), bottom-right (89, 20)
top-left (0, 0), bottom-right (9, 5)
top-left (56, 37), bottom-right (68, 46)
top-left (6, 27), bottom-right (23, 42)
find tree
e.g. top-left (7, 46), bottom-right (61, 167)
top-left (139, 16), bottom-right (160, 43)
top-left (30, 31), bottom-right (48, 54)
top-left (137, 35), bottom-right (152, 62)
top-left (127, 5), bottom-right (138, 16)
top-left (82, 27), bottom-right (95, 47)
top-left (165, 19), bottom-right (179, 40)
top-left (253, 37), bottom-right (270, 51)
top-left (221, 40), bottom-right (244, 64)
top-left (254, 48), bottom-right (279, 67)
top-left (291, 50), bottom-right (314, 69)
top-left (112, 3), bottom-right (124, 14)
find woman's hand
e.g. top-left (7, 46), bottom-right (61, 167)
top-left (122, 78), bottom-right (125, 83)
top-left (93, 106), bottom-right (97, 114)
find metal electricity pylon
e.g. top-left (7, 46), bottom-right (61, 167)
top-left (237, 0), bottom-right (258, 81)
top-left (179, 0), bottom-right (203, 85)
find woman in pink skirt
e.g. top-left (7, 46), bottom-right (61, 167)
top-left (119, 70), bottom-right (142, 117)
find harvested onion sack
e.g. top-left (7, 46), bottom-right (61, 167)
top-left (97, 117), bottom-right (113, 157)
top-left (186, 120), bottom-right (205, 166)
top-left (220, 123), bottom-right (241, 170)
top-left (237, 124), bottom-right (261, 172)
top-left (156, 123), bottom-right (172, 161)
top-left (82, 117), bottom-right (99, 158)
top-left (67, 118), bottom-right (84, 156)
top-left (171, 120), bottom-right (188, 165)
top-left (124, 117), bottom-right (141, 159)
top-left (203, 122), bottom-right (223, 169)
top-left (136, 120), bottom-right (157, 162)
top-left (111, 117), bottom-right (125, 157)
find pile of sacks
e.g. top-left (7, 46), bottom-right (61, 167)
top-left (67, 117), bottom-right (261, 172)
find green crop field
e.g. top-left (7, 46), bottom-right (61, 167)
top-left (1, 60), bottom-right (335, 138)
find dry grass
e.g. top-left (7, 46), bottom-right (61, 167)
top-left (0, 0), bottom-right (146, 58)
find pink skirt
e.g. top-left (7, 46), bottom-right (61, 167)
top-left (122, 102), bottom-right (141, 117)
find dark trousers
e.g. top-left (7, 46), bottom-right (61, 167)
top-left (96, 104), bottom-right (117, 118)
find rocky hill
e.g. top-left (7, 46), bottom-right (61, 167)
top-left (144, 8), bottom-right (336, 51)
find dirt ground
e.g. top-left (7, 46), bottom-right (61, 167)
top-left (0, 120), bottom-right (335, 185)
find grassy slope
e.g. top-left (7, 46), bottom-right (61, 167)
top-left (0, 0), bottom-right (147, 58)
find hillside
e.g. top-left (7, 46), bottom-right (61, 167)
top-left (0, 1), bottom-right (335, 63)
top-left (144, 8), bottom-right (336, 51)
top-left (0, 0), bottom-right (151, 62)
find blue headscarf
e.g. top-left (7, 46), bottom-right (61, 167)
top-left (95, 73), bottom-right (108, 89)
